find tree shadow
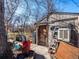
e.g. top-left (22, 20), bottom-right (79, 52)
top-left (34, 53), bottom-right (45, 59)
top-left (15, 51), bottom-right (45, 59)
top-left (0, 42), bottom-right (15, 59)
top-left (7, 42), bottom-right (16, 59)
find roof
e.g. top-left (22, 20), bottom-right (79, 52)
top-left (51, 12), bottom-right (79, 15)
top-left (35, 12), bottom-right (79, 25)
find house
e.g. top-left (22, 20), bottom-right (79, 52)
top-left (35, 12), bottom-right (79, 47)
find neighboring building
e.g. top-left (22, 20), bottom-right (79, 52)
top-left (35, 12), bottom-right (79, 47)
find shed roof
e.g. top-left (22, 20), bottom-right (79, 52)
top-left (35, 12), bottom-right (79, 25)
top-left (51, 12), bottom-right (79, 15)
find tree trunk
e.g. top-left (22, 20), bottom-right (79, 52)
top-left (0, 0), bottom-right (8, 57)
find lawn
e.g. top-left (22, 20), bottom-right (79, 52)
top-left (7, 32), bottom-right (30, 39)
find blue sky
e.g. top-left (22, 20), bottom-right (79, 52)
top-left (13, 0), bottom-right (79, 25)
top-left (15, 0), bottom-right (79, 17)
top-left (54, 0), bottom-right (79, 13)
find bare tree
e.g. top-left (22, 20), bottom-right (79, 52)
top-left (0, 0), bottom-right (9, 58)
top-left (4, 0), bottom-right (20, 33)
top-left (4, 0), bottom-right (55, 33)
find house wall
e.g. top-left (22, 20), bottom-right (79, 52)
top-left (48, 14), bottom-right (79, 47)
top-left (48, 24), bottom-right (53, 47)
top-left (36, 27), bottom-right (38, 44)
top-left (36, 13), bottom-right (79, 47)
top-left (77, 16), bottom-right (79, 47)
top-left (48, 14), bottom-right (78, 22)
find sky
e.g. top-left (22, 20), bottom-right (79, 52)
top-left (7, 0), bottom-right (79, 26)
top-left (15, 0), bottom-right (79, 16)
top-left (54, 0), bottom-right (79, 13)
top-left (15, 0), bottom-right (48, 25)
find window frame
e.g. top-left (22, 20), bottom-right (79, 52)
top-left (58, 28), bottom-right (70, 42)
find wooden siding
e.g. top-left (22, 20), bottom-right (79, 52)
top-left (55, 41), bottom-right (79, 59)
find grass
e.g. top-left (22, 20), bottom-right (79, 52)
top-left (7, 32), bottom-right (30, 39)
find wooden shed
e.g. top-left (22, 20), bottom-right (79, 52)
top-left (35, 12), bottom-right (79, 48)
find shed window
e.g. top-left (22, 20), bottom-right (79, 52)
top-left (59, 30), bottom-right (63, 38)
top-left (58, 28), bottom-right (70, 42)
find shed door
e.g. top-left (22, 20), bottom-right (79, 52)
top-left (38, 25), bottom-right (47, 46)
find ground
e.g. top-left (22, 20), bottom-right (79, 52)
top-left (31, 41), bottom-right (79, 59)
top-left (31, 44), bottom-right (51, 59)
top-left (12, 43), bottom-right (51, 59)
top-left (9, 35), bottom-right (79, 59)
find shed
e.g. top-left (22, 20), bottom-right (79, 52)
top-left (35, 12), bottom-right (79, 47)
